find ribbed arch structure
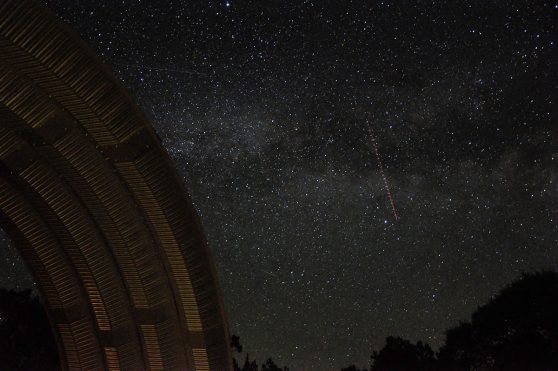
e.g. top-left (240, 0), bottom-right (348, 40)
top-left (0, 1), bottom-right (232, 369)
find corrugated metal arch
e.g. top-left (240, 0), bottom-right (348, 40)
top-left (0, 1), bottom-right (232, 370)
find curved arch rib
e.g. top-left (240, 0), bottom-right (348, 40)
top-left (0, 1), bottom-right (232, 370)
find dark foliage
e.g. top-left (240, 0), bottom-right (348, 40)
top-left (371, 337), bottom-right (436, 371)
top-left (341, 365), bottom-right (368, 371)
top-left (261, 357), bottom-right (287, 371)
top-left (241, 354), bottom-right (259, 371)
top-left (231, 336), bottom-right (289, 371)
top-left (370, 271), bottom-right (558, 371)
top-left (0, 289), bottom-right (59, 370)
top-left (437, 271), bottom-right (558, 371)
top-left (231, 334), bottom-right (243, 353)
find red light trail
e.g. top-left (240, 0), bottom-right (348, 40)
top-left (368, 127), bottom-right (399, 221)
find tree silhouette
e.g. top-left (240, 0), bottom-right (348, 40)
top-left (231, 334), bottom-right (243, 371)
top-left (437, 322), bottom-right (476, 370)
top-left (341, 365), bottom-right (368, 371)
top-left (438, 271), bottom-right (558, 371)
top-left (230, 334), bottom-right (290, 371)
top-left (231, 334), bottom-right (243, 353)
top-left (370, 336), bottom-right (436, 371)
top-left (241, 353), bottom-right (259, 371)
top-left (0, 289), bottom-right (59, 370)
top-left (261, 357), bottom-right (289, 371)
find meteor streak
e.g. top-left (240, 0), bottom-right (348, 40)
top-left (368, 127), bottom-right (399, 221)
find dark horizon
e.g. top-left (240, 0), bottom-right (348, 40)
top-left (1, 1), bottom-right (556, 370)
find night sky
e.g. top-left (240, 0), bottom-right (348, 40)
top-left (1, 1), bottom-right (557, 369)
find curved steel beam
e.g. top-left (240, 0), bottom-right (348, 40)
top-left (0, 1), bottom-right (232, 370)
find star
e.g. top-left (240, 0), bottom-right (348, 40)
top-left (1, 1), bottom-right (556, 369)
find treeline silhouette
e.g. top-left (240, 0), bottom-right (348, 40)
top-left (231, 334), bottom-right (291, 371)
top-left (1, 271), bottom-right (557, 370)
top-left (342, 271), bottom-right (558, 371)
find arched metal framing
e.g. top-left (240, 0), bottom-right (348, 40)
top-left (0, 1), bottom-right (232, 369)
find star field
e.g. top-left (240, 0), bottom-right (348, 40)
top-left (1, 1), bottom-right (557, 369)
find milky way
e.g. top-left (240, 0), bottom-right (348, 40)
top-left (1, 1), bottom-right (557, 369)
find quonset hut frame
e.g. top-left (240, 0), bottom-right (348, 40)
top-left (0, 1), bottom-right (232, 369)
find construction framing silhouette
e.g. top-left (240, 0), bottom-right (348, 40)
top-left (0, 1), bottom-right (232, 369)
